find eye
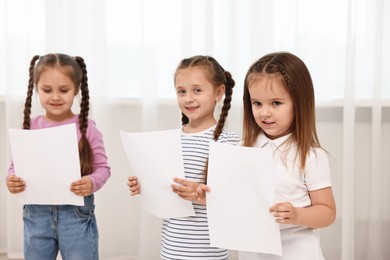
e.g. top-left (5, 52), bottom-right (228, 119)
top-left (60, 89), bottom-right (70, 94)
top-left (42, 88), bottom-right (51, 93)
top-left (252, 101), bottom-right (261, 106)
top-left (272, 101), bottom-right (282, 106)
top-left (194, 88), bottom-right (202, 94)
top-left (176, 89), bottom-right (185, 95)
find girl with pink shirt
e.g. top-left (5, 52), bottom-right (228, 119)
top-left (6, 53), bottom-right (111, 260)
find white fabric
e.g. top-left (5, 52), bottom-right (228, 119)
top-left (238, 132), bottom-right (331, 260)
top-left (239, 227), bottom-right (323, 260)
top-left (255, 133), bottom-right (331, 209)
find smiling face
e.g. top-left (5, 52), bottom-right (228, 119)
top-left (175, 66), bottom-right (224, 132)
top-left (36, 68), bottom-right (78, 122)
top-left (249, 74), bottom-right (294, 139)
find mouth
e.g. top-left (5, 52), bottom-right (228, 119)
top-left (262, 120), bottom-right (274, 125)
top-left (50, 103), bottom-right (63, 107)
top-left (185, 106), bottom-right (199, 111)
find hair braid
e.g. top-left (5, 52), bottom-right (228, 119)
top-left (213, 70), bottom-right (234, 140)
top-left (75, 56), bottom-right (93, 176)
top-left (181, 113), bottom-right (189, 125)
top-left (23, 55), bottom-right (40, 129)
top-left (75, 57), bottom-right (89, 135)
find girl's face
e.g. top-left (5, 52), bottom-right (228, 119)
top-left (175, 67), bottom-right (224, 131)
top-left (249, 74), bottom-right (294, 140)
top-left (36, 68), bottom-right (78, 122)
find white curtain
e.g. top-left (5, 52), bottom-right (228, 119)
top-left (0, 0), bottom-right (389, 259)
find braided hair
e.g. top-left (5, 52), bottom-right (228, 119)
top-left (23, 53), bottom-right (93, 176)
top-left (174, 55), bottom-right (235, 183)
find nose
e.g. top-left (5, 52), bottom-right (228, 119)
top-left (50, 91), bottom-right (62, 101)
top-left (52, 92), bottom-right (61, 100)
top-left (260, 106), bottom-right (271, 118)
top-left (184, 93), bottom-right (194, 103)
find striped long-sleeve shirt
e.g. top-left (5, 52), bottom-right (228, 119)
top-left (160, 126), bottom-right (240, 260)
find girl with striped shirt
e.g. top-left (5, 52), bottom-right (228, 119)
top-left (128, 55), bottom-right (240, 259)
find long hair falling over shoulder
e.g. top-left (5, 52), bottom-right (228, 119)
top-left (242, 51), bottom-right (321, 170)
top-left (23, 53), bottom-right (94, 176)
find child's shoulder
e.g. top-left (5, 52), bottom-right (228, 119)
top-left (306, 147), bottom-right (330, 167)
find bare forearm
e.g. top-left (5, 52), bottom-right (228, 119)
top-left (294, 205), bottom-right (336, 228)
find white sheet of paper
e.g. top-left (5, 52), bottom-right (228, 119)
top-left (207, 141), bottom-right (282, 256)
top-left (120, 129), bottom-right (195, 218)
top-left (8, 123), bottom-right (84, 206)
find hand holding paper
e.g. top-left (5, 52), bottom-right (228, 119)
top-left (171, 177), bottom-right (199, 201)
top-left (127, 176), bottom-right (141, 196)
top-left (195, 184), bottom-right (210, 205)
top-left (70, 176), bottom-right (94, 196)
top-left (6, 175), bottom-right (26, 194)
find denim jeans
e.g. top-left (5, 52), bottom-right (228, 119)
top-left (23, 195), bottom-right (98, 260)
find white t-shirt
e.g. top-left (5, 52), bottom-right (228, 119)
top-left (240, 132), bottom-right (332, 260)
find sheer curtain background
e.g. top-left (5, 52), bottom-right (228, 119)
top-left (0, 0), bottom-right (389, 259)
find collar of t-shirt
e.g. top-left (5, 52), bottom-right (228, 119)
top-left (256, 132), bottom-right (292, 148)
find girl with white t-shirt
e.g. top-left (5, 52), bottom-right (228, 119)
top-left (237, 51), bottom-right (336, 260)
top-left (195, 51), bottom-right (336, 259)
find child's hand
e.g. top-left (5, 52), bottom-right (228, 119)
top-left (70, 176), bottom-right (93, 196)
top-left (269, 202), bottom-right (297, 224)
top-left (195, 184), bottom-right (211, 205)
top-left (171, 178), bottom-right (199, 202)
top-left (6, 175), bottom-right (26, 194)
top-left (127, 176), bottom-right (140, 196)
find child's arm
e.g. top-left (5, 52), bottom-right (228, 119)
top-left (6, 175), bottom-right (26, 194)
top-left (171, 178), bottom-right (200, 202)
top-left (269, 187), bottom-right (336, 228)
top-left (74, 120), bottom-right (111, 195)
top-left (128, 176), bottom-right (140, 196)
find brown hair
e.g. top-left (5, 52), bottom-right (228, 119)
top-left (23, 53), bottom-right (93, 176)
top-left (174, 55), bottom-right (235, 141)
top-left (174, 55), bottom-right (235, 183)
top-left (242, 51), bottom-right (320, 170)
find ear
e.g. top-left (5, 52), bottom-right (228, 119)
top-left (215, 84), bottom-right (225, 102)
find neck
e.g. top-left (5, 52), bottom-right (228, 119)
top-left (44, 112), bottom-right (75, 122)
top-left (183, 119), bottom-right (217, 133)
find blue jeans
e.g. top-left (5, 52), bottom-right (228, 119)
top-left (23, 195), bottom-right (98, 260)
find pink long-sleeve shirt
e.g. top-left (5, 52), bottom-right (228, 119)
top-left (8, 115), bottom-right (111, 193)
